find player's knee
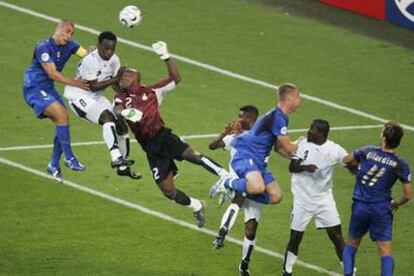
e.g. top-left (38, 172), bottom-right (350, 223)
top-left (55, 109), bottom-right (69, 124)
top-left (99, 110), bottom-right (116, 124)
top-left (269, 193), bottom-right (283, 205)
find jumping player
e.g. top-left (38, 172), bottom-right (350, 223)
top-left (64, 31), bottom-right (139, 178)
top-left (113, 41), bottom-right (228, 227)
top-left (342, 121), bottom-right (411, 276)
top-left (23, 20), bottom-right (90, 182)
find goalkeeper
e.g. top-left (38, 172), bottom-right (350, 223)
top-left (113, 41), bottom-right (229, 228)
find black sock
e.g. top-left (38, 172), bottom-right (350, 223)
top-left (174, 189), bottom-right (191, 206)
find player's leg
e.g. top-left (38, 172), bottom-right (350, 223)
top-left (181, 147), bottom-right (227, 177)
top-left (44, 99), bottom-right (84, 172)
top-left (213, 195), bottom-right (245, 249)
top-left (239, 200), bottom-right (261, 276)
top-left (377, 241), bottom-right (393, 276)
top-left (326, 225), bottom-right (345, 261)
top-left (283, 204), bottom-right (313, 275)
top-left (115, 116), bottom-right (141, 179)
top-left (343, 201), bottom-right (369, 276)
top-left (264, 180), bottom-right (283, 205)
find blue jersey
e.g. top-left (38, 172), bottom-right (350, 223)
top-left (24, 37), bottom-right (80, 90)
top-left (352, 145), bottom-right (411, 203)
top-left (231, 107), bottom-right (288, 164)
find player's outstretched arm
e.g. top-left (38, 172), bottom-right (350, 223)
top-left (342, 154), bottom-right (359, 174)
top-left (276, 136), bottom-right (298, 157)
top-left (41, 62), bottom-right (89, 90)
top-left (209, 121), bottom-right (241, 150)
top-left (152, 41), bottom-right (181, 84)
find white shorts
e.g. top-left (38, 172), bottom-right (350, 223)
top-left (64, 86), bottom-right (113, 124)
top-left (243, 199), bottom-right (262, 223)
top-left (290, 199), bottom-right (341, 232)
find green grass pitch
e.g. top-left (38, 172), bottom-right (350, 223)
top-left (1, 0), bottom-right (413, 275)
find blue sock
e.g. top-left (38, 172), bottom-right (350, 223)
top-left (343, 244), bottom-right (357, 276)
top-left (56, 125), bottom-right (74, 160)
top-left (247, 192), bottom-right (269, 204)
top-left (227, 178), bottom-right (247, 194)
top-left (50, 134), bottom-right (62, 167)
top-left (381, 255), bottom-right (394, 276)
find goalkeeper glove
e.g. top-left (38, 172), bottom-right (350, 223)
top-left (121, 108), bottom-right (143, 123)
top-left (152, 41), bottom-right (170, 60)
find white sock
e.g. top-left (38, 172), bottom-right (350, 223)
top-left (220, 203), bottom-right (240, 232)
top-left (242, 236), bottom-right (256, 263)
top-left (103, 122), bottom-right (122, 161)
top-left (188, 197), bottom-right (202, 212)
top-left (284, 251), bottom-right (297, 273)
top-left (118, 134), bottom-right (130, 171)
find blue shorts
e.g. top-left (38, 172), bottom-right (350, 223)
top-left (23, 85), bottom-right (65, 119)
top-left (348, 200), bottom-right (393, 241)
top-left (231, 157), bottom-right (275, 185)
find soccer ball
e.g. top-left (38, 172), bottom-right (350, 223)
top-left (119, 5), bottom-right (142, 28)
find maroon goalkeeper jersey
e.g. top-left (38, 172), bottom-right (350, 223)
top-left (114, 77), bottom-right (175, 140)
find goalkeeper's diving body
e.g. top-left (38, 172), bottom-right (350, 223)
top-left (113, 41), bottom-right (229, 228)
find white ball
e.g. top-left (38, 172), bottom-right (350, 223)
top-left (119, 5), bottom-right (142, 28)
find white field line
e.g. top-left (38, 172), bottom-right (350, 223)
top-left (0, 156), bottom-right (341, 276)
top-left (0, 1), bottom-right (413, 132)
top-left (0, 124), bottom-right (383, 152)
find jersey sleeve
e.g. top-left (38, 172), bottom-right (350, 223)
top-left (353, 145), bottom-right (373, 162)
top-left (222, 134), bottom-right (235, 151)
top-left (270, 112), bottom-right (288, 137)
top-left (113, 93), bottom-right (127, 108)
top-left (397, 159), bottom-right (411, 184)
top-left (291, 140), bottom-right (306, 160)
top-left (111, 54), bottom-right (121, 77)
top-left (78, 55), bottom-right (99, 81)
top-left (335, 144), bottom-right (348, 165)
top-left (150, 77), bottom-right (176, 106)
top-left (69, 40), bottom-right (81, 55)
top-left (35, 44), bottom-right (54, 64)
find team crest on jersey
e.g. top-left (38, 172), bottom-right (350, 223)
top-left (142, 94), bottom-right (148, 101)
top-left (41, 53), bottom-right (50, 62)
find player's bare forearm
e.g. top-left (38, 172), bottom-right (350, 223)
top-left (208, 134), bottom-right (226, 150)
top-left (289, 159), bottom-right (317, 173)
top-left (343, 154), bottom-right (359, 174)
top-left (89, 78), bottom-right (119, 92)
top-left (277, 136), bottom-right (298, 157)
top-left (42, 62), bottom-right (88, 89)
top-left (392, 183), bottom-right (412, 210)
top-left (165, 58), bottom-right (181, 84)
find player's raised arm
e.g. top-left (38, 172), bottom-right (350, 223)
top-left (209, 121), bottom-right (241, 150)
top-left (152, 41), bottom-right (181, 84)
top-left (41, 62), bottom-right (89, 89)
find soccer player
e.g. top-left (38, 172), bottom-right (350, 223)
top-left (23, 20), bottom-right (90, 183)
top-left (64, 31), bottom-right (139, 179)
top-left (342, 122), bottom-right (411, 276)
top-left (209, 105), bottom-right (268, 276)
top-left (209, 83), bottom-right (301, 208)
top-left (282, 119), bottom-right (351, 276)
top-left (113, 41), bottom-right (228, 227)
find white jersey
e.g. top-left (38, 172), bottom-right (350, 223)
top-left (64, 49), bottom-right (121, 98)
top-left (291, 139), bottom-right (347, 206)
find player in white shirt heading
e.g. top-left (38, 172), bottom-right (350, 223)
top-left (64, 31), bottom-right (140, 179)
top-left (282, 119), bottom-right (353, 276)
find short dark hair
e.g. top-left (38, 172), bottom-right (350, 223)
top-left (98, 31), bottom-right (117, 44)
top-left (383, 121), bottom-right (404, 149)
top-left (312, 119), bottom-right (330, 138)
top-left (239, 105), bottom-right (259, 119)
top-left (278, 83), bottom-right (298, 102)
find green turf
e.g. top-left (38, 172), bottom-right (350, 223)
top-left (1, 0), bottom-right (413, 275)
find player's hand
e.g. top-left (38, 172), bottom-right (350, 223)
top-left (305, 164), bottom-right (318, 173)
top-left (72, 79), bottom-right (89, 90)
top-left (152, 41), bottom-right (170, 60)
top-left (224, 121), bottom-right (243, 135)
top-left (391, 199), bottom-right (400, 213)
top-left (121, 108), bottom-right (143, 123)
